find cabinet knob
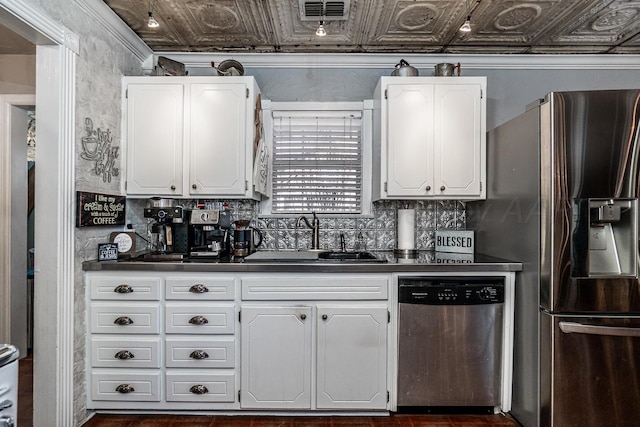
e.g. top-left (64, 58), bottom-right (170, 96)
top-left (426, 185), bottom-right (431, 191)
top-left (114, 350), bottom-right (135, 360)
top-left (170, 185), bottom-right (176, 190)
top-left (189, 284), bottom-right (209, 293)
top-left (189, 385), bottom-right (209, 395)
top-left (113, 284), bottom-right (133, 294)
top-left (115, 384), bottom-right (135, 394)
top-left (322, 314), bottom-right (328, 320)
top-left (189, 315), bottom-right (209, 325)
top-left (300, 313), bottom-right (307, 320)
top-left (440, 186), bottom-right (446, 191)
top-left (113, 316), bottom-right (134, 326)
top-left (189, 350), bottom-right (210, 360)
top-left (192, 184), bottom-right (197, 190)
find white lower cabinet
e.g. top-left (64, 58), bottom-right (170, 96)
top-left (166, 371), bottom-right (236, 403)
top-left (87, 272), bottom-right (391, 412)
top-left (240, 306), bottom-right (313, 409)
top-left (91, 371), bottom-right (162, 402)
top-left (239, 275), bottom-right (390, 410)
top-left (86, 272), bottom-right (240, 410)
top-left (316, 305), bottom-right (388, 409)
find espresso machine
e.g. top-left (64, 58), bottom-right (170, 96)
top-left (189, 209), bottom-right (231, 258)
top-left (143, 198), bottom-right (190, 261)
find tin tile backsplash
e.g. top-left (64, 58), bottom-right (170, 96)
top-left (128, 199), bottom-right (466, 252)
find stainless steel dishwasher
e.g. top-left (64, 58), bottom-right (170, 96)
top-left (397, 276), bottom-right (504, 411)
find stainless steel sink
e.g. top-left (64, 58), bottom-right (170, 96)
top-left (242, 250), bottom-right (386, 263)
top-left (317, 251), bottom-right (385, 262)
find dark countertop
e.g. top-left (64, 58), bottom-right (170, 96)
top-left (83, 251), bottom-right (522, 273)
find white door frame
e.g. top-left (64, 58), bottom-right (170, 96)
top-left (0, 1), bottom-right (78, 426)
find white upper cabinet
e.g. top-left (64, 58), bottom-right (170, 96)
top-left (123, 76), bottom-right (263, 199)
top-left (126, 83), bottom-right (184, 196)
top-left (373, 76), bottom-right (486, 200)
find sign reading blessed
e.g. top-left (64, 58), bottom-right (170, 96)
top-left (76, 191), bottom-right (126, 227)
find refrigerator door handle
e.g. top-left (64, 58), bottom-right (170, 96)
top-left (559, 321), bottom-right (640, 337)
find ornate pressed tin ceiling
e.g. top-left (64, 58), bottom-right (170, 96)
top-left (100, 0), bottom-right (640, 54)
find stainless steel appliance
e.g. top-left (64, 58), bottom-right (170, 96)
top-left (0, 344), bottom-right (19, 427)
top-left (397, 276), bottom-right (505, 410)
top-left (143, 198), bottom-right (190, 260)
top-left (469, 90), bottom-right (640, 427)
top-left (189, 209), bottom-right (230, 258)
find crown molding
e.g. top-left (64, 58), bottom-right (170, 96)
top-left (155, 52), bottom-right (640, 71)
top-left (74, 0), bottom-right (152, 62)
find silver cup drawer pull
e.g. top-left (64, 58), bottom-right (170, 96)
top-left (113, 284), bottom-right (133, 294)
top-left (115, 384), bottom-right (135, 394)
top-left (114, 350), bottom-right (135, 360)
top-left (188, 316), bottom-right (209, 325)
top-left (189, 350), bottom-right (210, 360)
top-left (189, 385), bottom-right (209, 395)
top-left (189, 284), bottom-right (209, 293)
top-left (113, 316), bottom-right (134, 325)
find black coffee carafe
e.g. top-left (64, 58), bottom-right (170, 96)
top-left (232, 220), bottom-right (263, 257)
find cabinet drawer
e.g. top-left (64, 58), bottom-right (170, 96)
top-left (165, 303), bottom-right (235, 334)
top-left (166, 371), bottom-right (235, 402)
top-left (241, 276), bottom-right (389, 300)
top-left (89, 276), bottom-right (161, 301)
top-left (91, 371), bottom-right (161, 402)
top-left (90, 303), bottom-right (160, 334)
top-left (91, 337), bottom-right (161, 368)
top-left (166, 337), bottom-right (235, 368)
top-left (165, 276), bottom-right (235, 300)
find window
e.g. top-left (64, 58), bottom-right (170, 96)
top-left (267, 102), bottom-right (368, 215)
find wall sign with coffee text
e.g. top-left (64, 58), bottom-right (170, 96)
top-left (76, 191), bottom-right (126, 227)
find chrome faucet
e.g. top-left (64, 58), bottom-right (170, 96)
top-left (296, 212), bottom-right (320, 250)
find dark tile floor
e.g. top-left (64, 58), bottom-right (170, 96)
top-left (18, 354), bottom-right (521, 427)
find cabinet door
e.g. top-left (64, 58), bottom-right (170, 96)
top-left (126, 83), bottom-right (184, 196)
top-left (316, 305), bottom-right (388, 409)
top-left (386, 84), bottom-right (434, 197)
top-left (433, 84), bottom-right (482, 197)
top-left (240, 305), bottom-right (312, 409)
top-left (189, 83), bottom-right (248, 196)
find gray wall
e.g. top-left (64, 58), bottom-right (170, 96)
top-left (232, 66), bottom-right (640, 129)
top-left (19, 1), bottom-right (144, 424)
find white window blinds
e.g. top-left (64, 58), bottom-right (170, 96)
top-left (271, 110), bottom-right (363, 214)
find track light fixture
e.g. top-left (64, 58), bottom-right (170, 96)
top-left (147, 0), bottom-right (159, 28)
top-left (316, 20), bottom-right (326, 37)
top-left (459, 16), bottom-right (471, 32)
top-left (459, 0), bottom-right (471, 32)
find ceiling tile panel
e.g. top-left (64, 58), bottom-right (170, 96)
top-left (100, 0), bottom-right (640, 54)
top-left (536, 0), bottom-right (640, 50)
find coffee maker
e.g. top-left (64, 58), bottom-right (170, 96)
top-left (189, 209), bottom-right (230, 258)
top-left (143, 198), bottom-right (190, 260)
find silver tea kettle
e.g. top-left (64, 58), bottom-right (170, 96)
top-left (391, 59), bottom-right (419, 77)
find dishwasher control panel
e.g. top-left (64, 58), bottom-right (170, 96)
top-left (398, 277), bottom-right (504, 305)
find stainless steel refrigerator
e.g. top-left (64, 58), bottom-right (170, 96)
top-left (469, 90), bottom-right (640, 427)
